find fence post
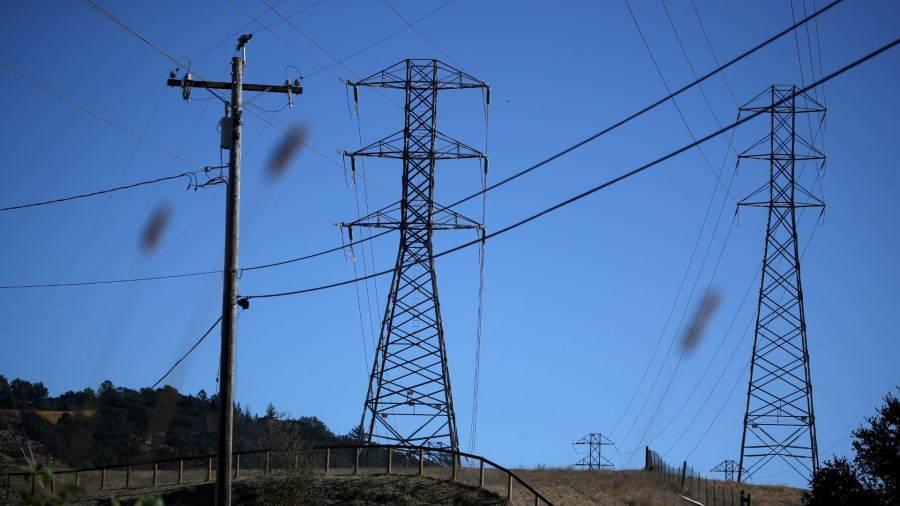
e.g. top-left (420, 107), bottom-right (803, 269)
top-left (507, 473), bottom-right (513, 499)
top-left (178, 460), bottom-right (184, 484)
top-left (126, 465), bottom-right (131, 488)
top-left (101, 468), bottom-right (106, 491)
top-left (325, 448), bottom-right (331, 475)
top-left (50, 474), bottom-right (55, 494)
top-left (418, 448), bottom-right (424, 476)
top-left (75, 471), bottom-right (79, 488)
top-left (479, 460), bottom-right (485, 488)
top-left (354, 448), bottom-right (359, 475)
top-left (153, 463), bottom-right (158, 486)
top-left (207, 457), bottom-right (213, 482)
top-left (645, 446), bottom-right (650, 470)
top-left (235, 454), bottom-right (240, 479)
top-left (681, 461), bottom-right (687, 488)
top-left (451, 453), bottom-right (457, 482)
top-left (266, 451), bottom-right (271, 475)
top-left (387, 447), bottom-right (393, 475)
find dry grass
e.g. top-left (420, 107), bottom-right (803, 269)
top-left (3, 459), bottom-right (805, 506)
top-left (0, 410), bottom-right (95, 424)
top-left (503, 468), bottom-right (804, 506)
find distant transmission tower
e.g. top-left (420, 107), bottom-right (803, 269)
top-left (711, 460), bottom-right (744, 482)
top-left (344, 59), bottom-right (488, 451)
top-left (737, 85), bottom-right (825, 482)
top-left (573, 433), bottom-right (614, 469)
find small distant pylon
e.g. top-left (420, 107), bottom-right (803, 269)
top-left (572, 433), bottom-right (615, 469)
top-left (711, 460), bottom-right (745, 482)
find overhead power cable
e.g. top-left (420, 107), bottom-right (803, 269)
top-left (0, 168), bottom-right (224, 212)
top-left (81, 0), bottom-right (842, 226)
top-left (380, 0), bottom-right (467, 72)
top-left (0, 0), bottom-right (856, 293)
top-left (243, 36), bottom-right (897, 301)
top-left (0, 60), bottom-right (202, 169)
top-left (443, 0), bottom-right (843, 212)
top-left (150, 316), bottom-right (223, 390)
top-left (303, 0), bottom-right (458, 79)
top-left (0, 230), bottom-right (394, 290)
top-left (5, 1), bottom-right (846, 292)
top-left (624, 0), bottom-right (735, 202)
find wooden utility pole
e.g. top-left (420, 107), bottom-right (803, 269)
top-left (167, 43), bottom-right (301, 506)
top-left (217, 55), bottom-right (242, 506)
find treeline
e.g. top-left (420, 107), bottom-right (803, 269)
top-left (0, 376), bottom-right (354, 469)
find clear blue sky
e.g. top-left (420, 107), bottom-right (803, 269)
top-left (1, 0), bottom-right (897, 488)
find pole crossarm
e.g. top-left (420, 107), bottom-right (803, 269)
top-left (166, 78), bottom-right (303, 95)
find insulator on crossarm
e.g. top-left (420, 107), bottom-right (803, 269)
top-left (485, 86), bottom-right (491, 105)
top-left (181, 73), bottom-right (193, 102)
top-left (483, 157), bottom-right (489, 175)
top-left (350, 156), bottom-right (357, 173)
top-left (353, 85), bottom-right (359, 105)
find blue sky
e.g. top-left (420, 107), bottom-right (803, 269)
top-left (1, 0), bottom-right (897, 488)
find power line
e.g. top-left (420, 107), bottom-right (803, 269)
top-left (608, 0), bottom-right (746, 438)
top-left (81, 0), bottom-right (387, 201)
top-left (194, 0), bottom-right (328, 63)
top-left (4, 1), bottom-right (849, 296)
top-left (0, 229), bottom-right (395, 289)
top-left (0, 59), bottom-right (353, 224)
top-left (0, 60), bottom-right (202, 170)
top-left (150, 316), bottom-right (223, 390)
top-left (624, 0), bottom-right (735, 203)
top-left (303, 0), bottom-right (458, 79)
top-left (688, 0), bottom-right (740, 106)
top-left (242, 184), bottom-right (339, 224)
top-left (0, 168), bottom-right (224, 212)
top-left (380, 0), bottom-right (467, 72)
top-left (244, 36), bottom-right (897, 301)
top-left (442, 0), bottom-right (844, 212)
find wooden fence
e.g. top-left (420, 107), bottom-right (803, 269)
top-left (5, 444), bottom-right (554, 505)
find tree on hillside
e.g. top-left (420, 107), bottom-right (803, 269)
top-left (803, 390), bottom-right (899, 506)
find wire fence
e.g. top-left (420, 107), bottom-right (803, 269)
top-left (645, 447), bottom-right (752, 506)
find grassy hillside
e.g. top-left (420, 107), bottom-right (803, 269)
top-left (507, 468), bottom-right (802, 506)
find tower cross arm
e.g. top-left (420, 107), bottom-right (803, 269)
top-left (342, 201), bottom-right (482, 231)
top-left (347, 59), bottom-right (489, 90)
top-left (345, 131), bottom-right (486, 161)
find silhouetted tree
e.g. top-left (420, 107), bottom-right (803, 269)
top-left (804, 390), bottom-right (899, 506)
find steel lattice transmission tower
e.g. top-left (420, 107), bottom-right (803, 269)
top-left (572, 433), bottom-right (615, 470)
top-left (711, 460), bottom-right (745, 482)
top-left (344, 59), bottom-right (488, 451)
top-left (737, 85), bottom-right (825, 482)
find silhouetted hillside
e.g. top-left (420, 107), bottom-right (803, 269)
top-left (0, 376), bottom-right (353, 469)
